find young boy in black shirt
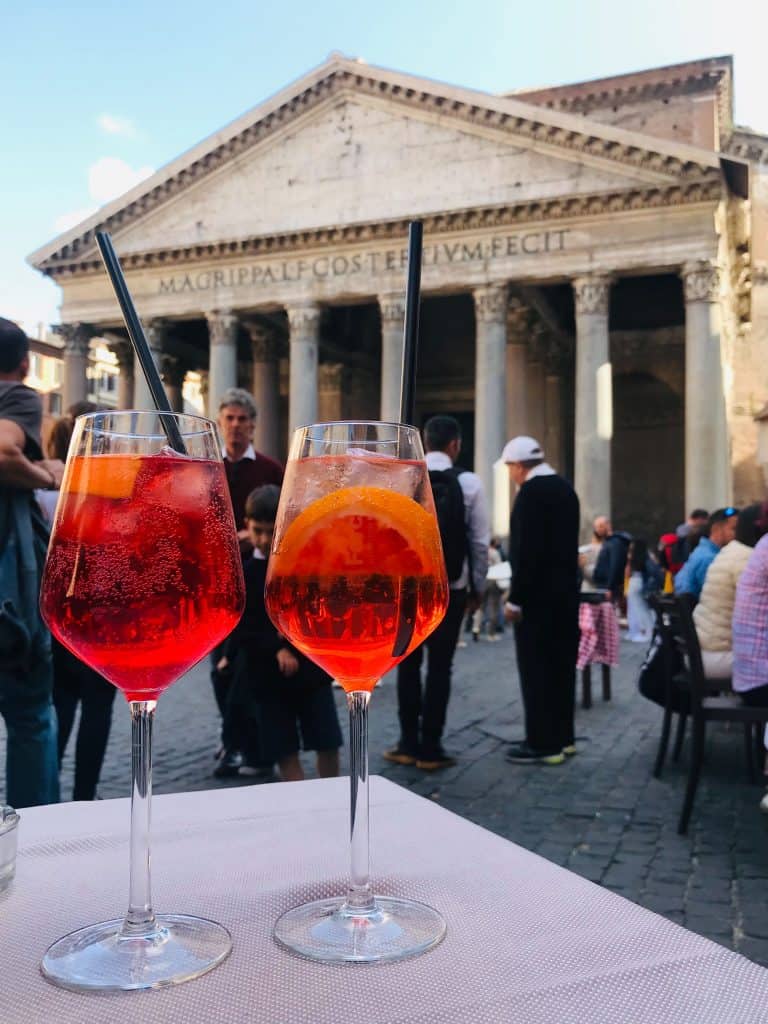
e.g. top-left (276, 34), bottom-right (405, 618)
top-left (226, 484), bottom-right (342, 782)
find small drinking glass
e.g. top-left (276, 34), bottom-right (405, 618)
top-left (265, 421), bottom-right (449, 963)
top-left (39, 412), bottom-right (245, 992)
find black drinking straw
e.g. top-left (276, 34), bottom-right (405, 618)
top-left (398, 221), bottom-right (423, 426)
top-left (95, 231), bottom-right (187, 454)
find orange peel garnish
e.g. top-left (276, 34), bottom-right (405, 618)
top-left (274, 485), bottom-right (441, 577)
top-left (64, 454), bottom-right (143, 500)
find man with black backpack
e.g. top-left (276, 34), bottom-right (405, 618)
top-left (384, 415), bottom-right (489, 771)
top-left (0, 318), bottom-right (62, 807)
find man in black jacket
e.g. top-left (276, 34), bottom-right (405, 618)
top-left (592, 525), bottom-right (632, 600)
top-left (503, 436), bottom-right (580, 765)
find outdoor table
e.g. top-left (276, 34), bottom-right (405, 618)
top-left (578, 593), bottom-right (621, 709)
top-left (2, 776), bottom-right (767, 1023)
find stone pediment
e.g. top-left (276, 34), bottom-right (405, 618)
top-left (30, 55), bottom-right (728, 276)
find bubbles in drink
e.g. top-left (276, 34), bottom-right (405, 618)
top-left (41, 452), bottom-right (245, 701)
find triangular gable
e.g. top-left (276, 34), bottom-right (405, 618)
top-left (29, 54), bottom-right (726, 273)
top-left (104, 93), bottom-right (706, 258)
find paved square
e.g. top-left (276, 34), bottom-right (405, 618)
top-left (3, 628), bottom-right (768, 967)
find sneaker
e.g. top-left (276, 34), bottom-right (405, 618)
top-left (416, 750), bottom-right (457, 771)
top-left (457, 639), bottom-right (467, 648)
top-left (239, 763), bottom-right (276, 780)
top-left (213, 749), bottom-right (243, 778)
top-left (505, 742), bottom-right (565, 766)
top-left (382, 745), bottom-right (418, 766)
top-left (760, 790), bottom-right (768, 813)
top-left (472, 632), bottom-right (480, 643)
top-left (562, 744), bottom-right (578, 757)
top-left (486, 634), bottom-right (501, 642)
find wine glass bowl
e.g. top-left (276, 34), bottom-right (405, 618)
top-left (265, 421), bottom-right (449, 963)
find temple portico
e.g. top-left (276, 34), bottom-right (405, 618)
top-left (30, 54), bottom-right (765, 541)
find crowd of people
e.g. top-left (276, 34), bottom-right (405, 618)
top-left (4, 310), bottom-right (768, 811)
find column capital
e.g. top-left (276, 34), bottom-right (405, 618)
top-left (506, 298), bottom-right (531, 343)
top-left (54, 322), bottom-right (94, 357)
top-left (573, 274), bottom-right (612, 316)
top-left (377, 293), bottom-right (406, 326)
top-left (473, 283), bottom-right (508, 324)
top-left (243, 320), bottom-right (279, 361)
top-left (160, 354), bottom-right (186, 389)
top-left (205, 310), bottom-right (238, 346)
top-left (286, 301), bottom-right (321, 337)
top-left (107, 337), bottom-right (133, 371)
top-left (144, 318), bottom-right (172, 352)
top-left (681, 260), bottom-right (721, 303)
top-left (319, 362), bottom-right (346, 391)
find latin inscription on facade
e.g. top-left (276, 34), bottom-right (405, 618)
top-left (157, 229), bottom-right (570, 296)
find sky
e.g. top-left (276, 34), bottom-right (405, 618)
top-left (2, 0), bottom-right (766, 335)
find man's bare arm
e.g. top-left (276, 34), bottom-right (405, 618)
top-left (0, 419), bottom-right (63, 491)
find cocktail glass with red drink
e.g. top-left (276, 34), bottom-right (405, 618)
top-left (265, 421), bottom-right (449, 963)
top-left (39, 411), bottom-right (245, 992)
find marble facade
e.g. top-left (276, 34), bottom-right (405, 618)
top-left (29, 55), bottom-right (768, 538)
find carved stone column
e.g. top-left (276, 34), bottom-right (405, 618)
top-left (132, 319), bottom-right (167, 410)
top-left (573, 274), bottom-right (612, 539)
top-left (206, 310), bottom-right (238, 417)
top-left (473, 283), bottom-right (508, 505)
top-left (682, 260), bottom-right (730, 509)
top-left (526, 323), bottom-right (547, 445)
top-left (378, 294), bottom-right (405, 422)
top-left (286, 302), bottom-right (320, 433)
top-left (319, 362), bottom-right (346, 422)
top-left (56, 323), bottom-right (92, 412)
top-left (108, 338), bottom-right (134, 410)
top-left (544, 373), bottom-right (564, 473)
top-left (161, 355), bottom-right (186, 413)
top-left (506, 299), bottom-right (530, 441)
top-left (244, 321), bottom-right (280, 460)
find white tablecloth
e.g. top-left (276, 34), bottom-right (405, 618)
top-left (2, 776), bottom-right (767, 1023)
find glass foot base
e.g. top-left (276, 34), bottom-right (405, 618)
top-left (274, 896), bottom-right (446, 963)
top-left (41, 914), bottom-right (232, 992)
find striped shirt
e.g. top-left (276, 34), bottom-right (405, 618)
top-left (732, 535), bottom-right (768, 693)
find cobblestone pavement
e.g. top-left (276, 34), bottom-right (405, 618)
top-left (3, 628), bottom-right (768, 968)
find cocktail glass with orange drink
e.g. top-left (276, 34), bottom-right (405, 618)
top-left (265, 421), bottom-right (449, 963)
top-left (39, 412), bottom-right (245, 992)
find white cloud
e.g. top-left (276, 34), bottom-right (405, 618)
top-left (54, 206), bottom-right (98, 232)
top-left (87, 156), bottom-right (155, 205)
top-left (53, 157), bottom-right (155, 234)
top-left (97, 113), bottom-right (136, 137)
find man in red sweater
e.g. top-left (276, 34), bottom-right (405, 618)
top-left (213, 388), bottom-right (284, 777)
top-left (217, 388), bottom-right (284, 544)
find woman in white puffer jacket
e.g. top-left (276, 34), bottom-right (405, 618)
top-left (694, 504), bottom-right (766, 679)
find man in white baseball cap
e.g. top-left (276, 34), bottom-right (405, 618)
top-left (502, 435), bottom-right (580, 765)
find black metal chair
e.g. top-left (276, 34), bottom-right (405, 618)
top-left (674, 593), bottom-right (768, 835)
top-left (647, 594), bottom-right (689, 778)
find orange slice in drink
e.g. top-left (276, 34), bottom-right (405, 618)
top-left (65, 454), bottom-right (143, 500)
top-left (275, 486), bottom-right (440, 577)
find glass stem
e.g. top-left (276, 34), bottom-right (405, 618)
top-left (120, 700), bottom-right (158, 937)
top-left (345, 690), bottom-right (375, 914)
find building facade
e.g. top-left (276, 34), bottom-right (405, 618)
top-left (29, 55), bottom-right (768, 539)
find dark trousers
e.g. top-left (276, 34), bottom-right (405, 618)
top-left (221, 651), bottom-right (266, 765)
top-left (396, 588), bottom-right (467, 756)
top-left (53, 641), bottom-right (116, 801)
top-left (0, 643), bottom-right (59, 808)
top-left (514, 599), bottom-right (579, 753)
top-left (210, 643), bottom-right (229, 721)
